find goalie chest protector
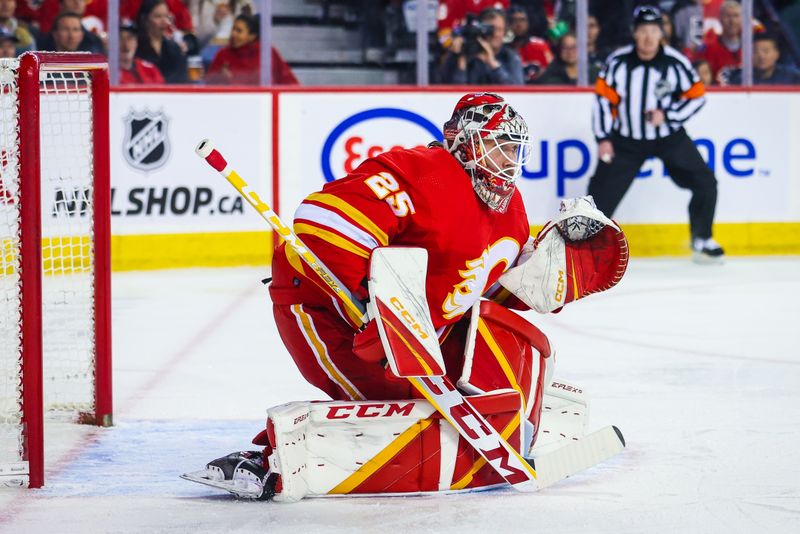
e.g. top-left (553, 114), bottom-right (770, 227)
top-left (272, 146), bottom-right (530, 326)
top-left (370, 147), bottom-right (530, 326)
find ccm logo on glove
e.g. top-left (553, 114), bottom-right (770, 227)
top-left (555, 270), bottom-right (565, 303)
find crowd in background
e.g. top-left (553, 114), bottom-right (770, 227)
top-left (430, 0), bottom-right (800, 85)
top-left (0, 0), bottom-right (298, 84)
top-left (1, 0), bottom-right (799, 86)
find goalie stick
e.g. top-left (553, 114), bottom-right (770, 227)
top-left (194, 140), bottom-right (625, 494)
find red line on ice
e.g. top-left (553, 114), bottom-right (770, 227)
top-left (0, 282), bottom-right (255, 527)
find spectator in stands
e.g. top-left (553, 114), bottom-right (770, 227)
top-left (536, 32), bottom-right (578, 85)
top-left (0, 0), bottom-right (34, 54)
top-left (537, 32), bottom-right (600, 85)
top-left (119, 19), bottom-right (165, 84)
top-left (192, 0), bottom-right (256, 66)
top-left (14, 0), bottom-right (103, 34)
top-left (53, 0), bottom-right (105, 42)
top-left (672, 0), bottom-right (706, 52)
top-left (508, 5), bottom-right (552, 83)
top-left (437, 1), bottom-right (511, 55)
top-left (191, 0), bottom-right (235, 50)
top-left (127, 0), bottom-right (200, 55)
top-left (123, 0), bottom-right (194, 33)
top-left (205, 12), bottom-right (258, 84)
top-left (437, 0), bottom-right (510, 33)
top-left (728, 33), bottom-right (800, 84)
top-left (0, 25), bottom-right (17, 57)
top-left (58, 0), bottom-right (103, 35)
top-left (587, 13), bottom-right (607, 64)
top-left (136, 0), bottom-right (188, 83)
top-left (37, 0), bottom-right (105, 52)
top-left (698, 0), bottom-right (742, 83)
top-left (42, 11), bottom-right (103, 53)
top-left (693, 58), bottom-right (714, 85)
top-left (206, 13), bottom-right (298, 85)
top-left (438, 7), bottom-right (524, 85)
top-left (509, 0), bottom-right (549, 38)
top-left (660, 10), bottom-right (681, 49)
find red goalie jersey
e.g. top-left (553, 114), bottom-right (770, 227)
top-left (270, 145), bottom-right (531, 329)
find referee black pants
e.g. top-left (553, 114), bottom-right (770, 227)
top-left (587, 129), bottom-right (718, 239)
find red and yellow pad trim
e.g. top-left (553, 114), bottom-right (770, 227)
top-left (328, 417), bottom-right (436, 495)
top-left (376, 298), bottom-right (445, 377)
top-left (449, 416), bottom-right (522, 490)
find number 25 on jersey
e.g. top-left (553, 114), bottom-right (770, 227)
top-left (365, 172), bottom-right (416, 217)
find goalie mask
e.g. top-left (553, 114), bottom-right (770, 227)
top-left (443, 93), bottom-right (531, 213)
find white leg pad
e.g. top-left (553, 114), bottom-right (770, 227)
top-left (533, 378), bottom-right (590, 454)
top-left (264, 392), bottom-right (524, 501)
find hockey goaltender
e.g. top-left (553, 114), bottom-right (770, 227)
top-left (184, 93), bottom-right (629, 501)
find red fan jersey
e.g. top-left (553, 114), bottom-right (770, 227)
top-left (699, 31), bottom-right (741, 82)
top-left (119, 59), bottom-right (166, 85)
top-left (270, 146), bottom-right (531, 329)
top-left (438, 0), bottom-right (510, 31)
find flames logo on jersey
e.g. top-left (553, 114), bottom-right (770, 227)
top-left (442, 237), bottom-right (520, 320)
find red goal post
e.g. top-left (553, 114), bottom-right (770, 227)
top-left (1, 52), bottom-right (111, 489)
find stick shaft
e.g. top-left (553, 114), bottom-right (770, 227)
top-left (195, 140), bottom-right (367, 326)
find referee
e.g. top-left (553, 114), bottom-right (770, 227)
top-left (588, 5), bottom-right (724, 262)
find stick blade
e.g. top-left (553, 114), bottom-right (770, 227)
top-left (530, 425), bottom-right (625, 489)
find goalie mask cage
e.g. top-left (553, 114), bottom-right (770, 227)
top-left (0, 53), bottom-right (111, 489)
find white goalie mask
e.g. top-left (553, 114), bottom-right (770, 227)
top-left (443, 93), bottom-right (531, 213)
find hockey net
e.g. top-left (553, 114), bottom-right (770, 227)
top-left (0, 53), bottom-right (111, 489)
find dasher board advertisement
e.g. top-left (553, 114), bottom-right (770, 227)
top-left (110, 92), bottom-right (272, 235)
top-left (278, 91), bottom-right (797, 224)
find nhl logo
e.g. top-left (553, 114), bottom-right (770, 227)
top-left (654, 79), bottom-right (673, 100)
top-left (123, 109), bottom-right (170, 171)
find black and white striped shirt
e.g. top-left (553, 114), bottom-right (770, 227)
top-left (593, 45), bottom-right (706, 141)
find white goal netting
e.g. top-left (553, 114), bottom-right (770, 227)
top-left (0, 58), bottom-right (98, 479)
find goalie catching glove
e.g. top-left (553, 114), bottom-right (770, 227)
top-left (499, 196), bottom-right (629, 313)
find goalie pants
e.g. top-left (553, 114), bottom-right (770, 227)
top-left (273, 303), bottom-right (419, 401)
top-left (588, 128), bottom-right (718, 239)
top-left (273, 302), bottom-right (547, 443)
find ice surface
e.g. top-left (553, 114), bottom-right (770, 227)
top-left (1, 259), bottom-right (799, 534)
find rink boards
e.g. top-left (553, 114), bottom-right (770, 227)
top-left (106, 87), bottom-right (800, 270)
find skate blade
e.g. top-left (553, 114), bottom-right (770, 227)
top-left (181, 469), bottom-right (265, 499)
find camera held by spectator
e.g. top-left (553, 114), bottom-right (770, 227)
top-left (452, 13), bottom-right (495, 58)
top-left (438, 7), bottom-right (524, 85)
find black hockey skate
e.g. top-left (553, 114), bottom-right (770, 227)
top-left (181, 451), bottom-right (276, 500)
top-left (692, 237), bottom-right (725, 264)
